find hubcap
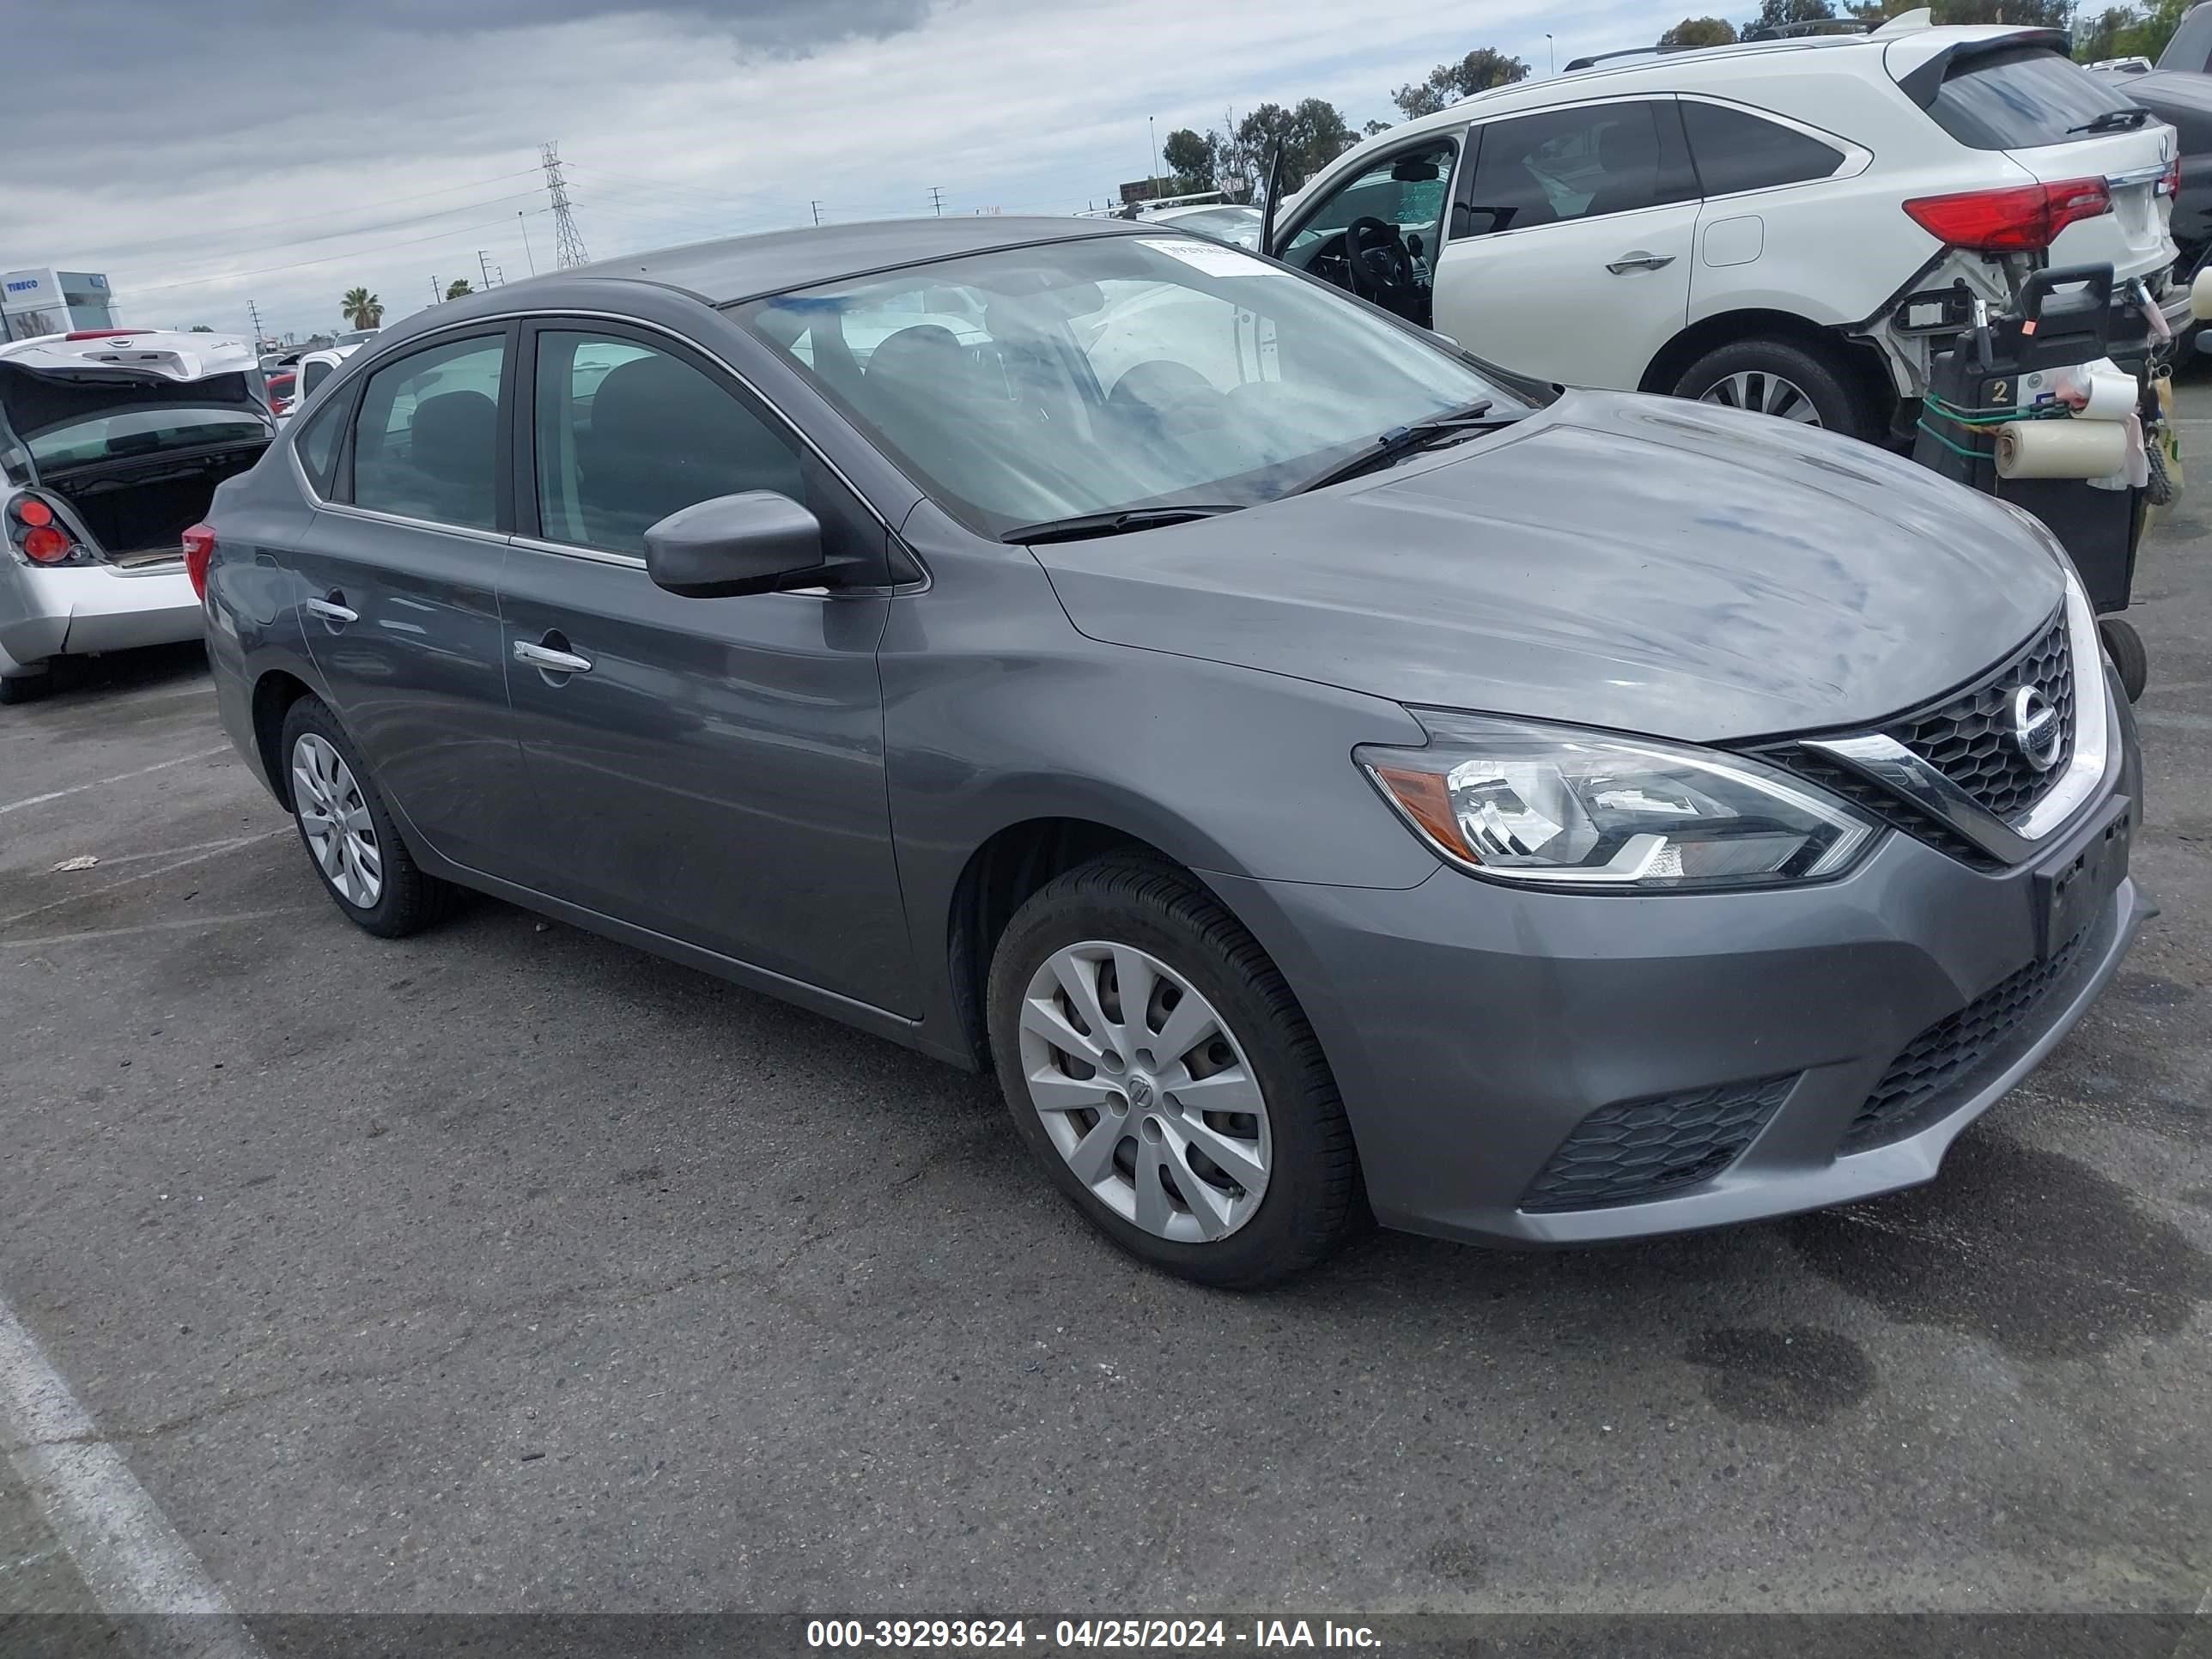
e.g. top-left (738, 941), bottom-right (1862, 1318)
top-left (1699, 369), bottom-right (1823, 426)
top-left (290, 732), bottom-right (383, 908)
top-left (1017, 942), bottom-right (1272, 1243)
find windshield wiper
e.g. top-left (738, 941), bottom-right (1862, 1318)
top-left (1001, 505), bottom-right (1243, 544)
top-left (2069, 108), bottom-right (2150, 134)
top-left (1292, 400), bottom-right (1510, 495)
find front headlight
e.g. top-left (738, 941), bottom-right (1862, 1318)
top-left (1356, 713), bottom-right (1878, 891)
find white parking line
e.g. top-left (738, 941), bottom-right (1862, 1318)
top-left (0, 747), bottom-right (230, 817)
top-left (3, 909), bottom-right (316, 952)
top-left (0, 833), bottom-right (287, 931)
top-left (0, 1296), bottom-right (264, 1650)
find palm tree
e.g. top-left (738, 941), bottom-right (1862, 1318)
top-left (340, 288), bottom-right (384, 330)
top-left (444, 278), bottom-right (473, 301)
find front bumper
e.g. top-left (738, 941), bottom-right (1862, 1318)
top-left (1207, 691), bottom-right (2147, 1248)
top-left (0, 558), bottom-right (204, 672)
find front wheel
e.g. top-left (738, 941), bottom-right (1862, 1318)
top-left (987, 854), bottom-right (1362, 1288)
top-left (1675, 337), bottom-right (1873, 441)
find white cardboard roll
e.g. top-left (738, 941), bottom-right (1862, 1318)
top-left (1996, 418), bottom-right (2130, 480)
top-left (2192, 263), bottom-right (2212, 320)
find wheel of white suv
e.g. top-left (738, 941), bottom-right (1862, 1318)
top-left (279, 695), bottom-right (453, 938)
top-left (1676, 337), bottom-right (1872, 442)
top-left (986, 854), bottom-right (1362, 1288)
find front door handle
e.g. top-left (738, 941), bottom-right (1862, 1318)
top-left (514, 637), bottom-right (593, 675)
top-left (1606, 251), bottom-right (1676, 274)
top-left (304, 594), bottom-right (358, 624)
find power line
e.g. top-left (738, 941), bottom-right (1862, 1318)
top-left (118, 190), bottom-right (544, 282)
top-left (561, 161), bottom-right (787, 214)
top-left (122, 210), bottom-right (550, 295)
top-left (541, 142), bottom-right (591, 269)
top-left (88, 167), bottom-right (546, 263)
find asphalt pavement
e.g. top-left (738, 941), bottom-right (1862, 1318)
top-left (1, 385), bottom-right (2208, 1628)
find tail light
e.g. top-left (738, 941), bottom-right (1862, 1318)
top-left (182, 523), bottom-right (216, 599)
top-left (1904, 178), bottom-right (2112, 252)
top-left (7, 492), bottom-right (79, 566)
top-left (2163, 155), bottom-right (2183, 198)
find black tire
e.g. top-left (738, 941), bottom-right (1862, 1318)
top-left (986, 853), bottom-right (1363, 1289)
top-left (278, 695), bottom-right (454, 938)
top-left (1674, 336), bottom-right (1875, 442)
top-left (2100, 617), bottom-right (2148, 704)
top-left (0, 673), bottom-right (53, 706)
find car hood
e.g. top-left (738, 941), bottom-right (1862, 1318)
top-left (1032, 392), bottom-right (2066, 744)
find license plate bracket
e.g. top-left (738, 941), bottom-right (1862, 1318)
top-left (2033, 795), bottom-right (2131, 961)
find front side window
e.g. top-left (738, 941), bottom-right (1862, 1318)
top-left (736, 234), bottom-right (1533, 538)
top-left (350, 333), bottom-right (505, 530)
top-left (1465, 101), bottom-right (1691, 233)
top-left (531, 330), bottom-right (805, 556)
top-left (1681, 101), bottom-right (1845, 195)
top-left (1282, 141), bottom-right (1458, 325)
top-left (301, 358), bottom-right (333, 397)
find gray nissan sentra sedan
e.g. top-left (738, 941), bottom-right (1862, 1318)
top-left (195, 217), bottom-right (2147, 1287)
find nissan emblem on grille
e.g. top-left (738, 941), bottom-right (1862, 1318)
top-left (2010, 685), bottom-right (2063, 774)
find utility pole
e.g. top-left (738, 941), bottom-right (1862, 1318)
top-left (246, 299), bottom-right (264, 345)
top-left (478, 249), bottom-right (495, 289)
top-left (929, 185), bottom-right (945, 216)
top-left (430, 275), bottom-right (441, 302)
top-left (518, 210), bottom-right (538, 276)
top-left (540, 141), bottom-right (591, 269)
top-left (811, 199), bottom-right (824, 226)
top-left (1150, 115), bottom-right (1162, 200)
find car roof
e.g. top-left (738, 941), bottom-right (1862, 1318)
top-left (498, 216), bottom-right (1146, 307)
top-left (1282, 22), bottom-right (2053, 215)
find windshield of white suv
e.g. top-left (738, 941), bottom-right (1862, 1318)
top-left (736, 234), bottom-right (1534, 538)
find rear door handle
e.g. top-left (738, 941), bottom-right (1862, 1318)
top-left (304, 594), bottom-right (358, 624)
top-left (1606, 252), bottom-right (1676, 274)
top-left (514, 638), bottom-right (593, 675)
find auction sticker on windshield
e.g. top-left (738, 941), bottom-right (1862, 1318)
top-left (1137, 238), bottom-right (1283, 277)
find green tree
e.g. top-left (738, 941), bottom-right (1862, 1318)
top-left (1392, 47), bottom-right (1529, 120)
top-left (188, 323), bottom-right (214, 332)
top-left (1848, 0), bottom-right (2067, 21)
top-left (2070, 0), bottom-right (2192, 61)
top-left (1661, 16), bottom-right (1739, 46)
top-left (1161, 128), bottom-right (1214, 191)
top-left (340, 287), bottom-right (383, 330)
top-left (444, 278), bottom-right (474, 301)
top-left (1237, 98), bottom-right (1357, 194)
top-left (1741, 0), bottom-right (1834, 33)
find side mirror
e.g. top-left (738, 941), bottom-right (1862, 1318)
top-left (644, 491), bottom-right (826, 599)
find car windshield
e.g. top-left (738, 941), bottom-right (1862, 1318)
top-left (734, 234), bottom-right (1533, 538)
top-left (26, 405), bottom-right (270, 469)
top-left (1158, 207), bottom-right (1263, 248)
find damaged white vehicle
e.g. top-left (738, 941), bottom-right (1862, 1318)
top-left (1, 329), bottom-right (273, 702)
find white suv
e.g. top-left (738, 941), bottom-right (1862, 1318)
top-left (1268, 16), bottom-right (2187, 441)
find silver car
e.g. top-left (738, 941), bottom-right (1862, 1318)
top-left (199, 218), bottom-right (2144, 1286)
top-left (3, 328), bottom-right (273, 701)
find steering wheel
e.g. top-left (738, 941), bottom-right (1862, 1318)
top-left (1341, 216), bottom-right (1415, 308)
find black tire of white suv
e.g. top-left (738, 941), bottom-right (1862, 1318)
top-left (1674, 337), bottom-right (1873, 444)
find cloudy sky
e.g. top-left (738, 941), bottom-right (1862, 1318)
top-left (3, 0), bottom-right (1693, 342)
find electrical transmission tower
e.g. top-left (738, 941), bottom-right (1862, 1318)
top-left (540, 142), bottom-right (591, 269)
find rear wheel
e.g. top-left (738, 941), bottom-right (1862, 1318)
top-left (987, 854), bottom-right (1362, 1288)
top-left (0, 673), bottom-right (53, 706)
top-left (280, 696), bottom-right (453, 937)
top-left (1675, 337), bottom-right (1873, 441)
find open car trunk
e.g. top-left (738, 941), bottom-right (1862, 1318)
top-left (0, 357), bottom-right (273, 563)
top-left (43, 445), bottom-right (266, 562)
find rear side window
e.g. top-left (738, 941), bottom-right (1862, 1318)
top-left (301, 359), bottom-right (333, 397)
top-left (1464, 101), bottom-right (1695, 233)
top-left (350, 333), bottom-right (506, 530)
top-left (1682, 102), bottom-right (1844, 194)
top-left (293, 397), bottom-right (344, 495)
top-left (1926, 46), bottom-right (2142, 150)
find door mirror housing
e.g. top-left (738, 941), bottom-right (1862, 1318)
top-left (644, 491), bottom-right (830, 598)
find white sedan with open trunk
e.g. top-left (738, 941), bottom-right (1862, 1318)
top-left (1, 328), bottom-right (275, 702)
